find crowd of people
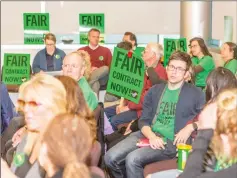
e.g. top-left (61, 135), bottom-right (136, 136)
top-left (1, 29), bottom-right (237, 178)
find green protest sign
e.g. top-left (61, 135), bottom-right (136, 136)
top-left (23, 13), bottom-right (50, 44)
top-left (163, 38), bottom-right (187, 66)
top-left (79, 13), bottom-right (105, 44)
top-left (106, 48), bottom-right (145, 104)
top-left (2, 53), bottom-right (31, 85)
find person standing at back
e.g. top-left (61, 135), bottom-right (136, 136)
top-left (189, 37), bottom-right (215, 89)
top-left (78, 28), bottom-right (112, 97)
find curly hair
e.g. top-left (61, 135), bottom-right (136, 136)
top-left (75, 50), bottom-right (92, 80)
top-left (210, 88), bottom-right (237, 162)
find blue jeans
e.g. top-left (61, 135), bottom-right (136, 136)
top-left (104, 131), bottom-right (177, 178)
top-left (104, 105), bottom-right (137, 130)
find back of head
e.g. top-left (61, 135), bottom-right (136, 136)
top-left (55, 75), bottom-right (89, 115)
top-left (76, 50), bottom-right (92, 80)
top-left (41, 113), bottom-right (93, 178)
top-left (117, 41), bottom-right (133, 51)
top-left (212, 88), bottom-right (237, 161)
top-left (206, 67), bottom-right (237, 101)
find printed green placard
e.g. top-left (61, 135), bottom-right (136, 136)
top-left (23, 13), bottom-right (50, 44)
top-left (2, 53), bottom-right (31, 85)
top-left (79, 13), bottom-right (105, 44)
top-left (106, 48), bottom-right (145, 104)
top-left (163, 38), bottom-right (187, 67)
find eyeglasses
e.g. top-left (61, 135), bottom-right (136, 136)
top-left (167, 65), bottom-right (186, 73)
top-left (45, 43), bottom-right (55, 47)
top-left (17, 99), bottom-right (41, 111)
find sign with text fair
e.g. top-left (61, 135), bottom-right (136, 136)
top-left (163, 38), bottom-right (187, 66)
top-left (23, 13), bottom-right (50, 44)
top-left (2, 53), bottom-right (31, 85)
top-left (79, 13), bottom-right (105, 44)
top-left (106, 48), bottom-right (145, 104)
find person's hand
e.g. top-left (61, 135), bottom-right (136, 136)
top-left (116, 105), bottom-right (121, 114)
top-left (118, 106), bottom-right (129, 113)
top-left (198, 102), bottom-right (217, 130)
top-left (39, 70), bottom-right (44, 74)
top-left (91, 67), bottom-right (98, 72)
top-left (173, 124), bottom-right (193, 145)
top-left (124, 120), bottom-right (135, 135)
top-left (149, 136), bottom-right (165, 150)
top-left (1, 158), bottom-right (17, 178)
top-left (12, 126), bottom-right (27, 147)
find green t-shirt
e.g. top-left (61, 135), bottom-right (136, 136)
top-left (78, 77), bottom-right (98, 111)
top-left (151, 87), bottom-right (180, 141)
top-left (133, 46), bottom-right (145, 57)
top-left (224, 59), bottom-right (237, 75)
top-left (192, 55), bottom-right (215, 87)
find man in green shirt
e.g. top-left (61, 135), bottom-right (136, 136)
top-left (62, 51), bottom-right (98, 111)
top-left (123, 32), bottom-right (145, 57)
top-left (189, 37), bottom-right (215, 88)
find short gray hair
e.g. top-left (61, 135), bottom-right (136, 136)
top-left (147, 43), bottom-right (163, 60)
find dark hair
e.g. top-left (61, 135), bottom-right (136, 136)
top-left (189, 37), bottom-right (212, 57)
top-left (124, 32), bottom-right (137, 47)
top-left (205, 67), bottom-right (237, 101)
top-left (168, 51), bottom-right (192, 71)
top-left (117, 41), bottom-right (133, 51)
top-left (88, 28), bottom-right (100, 35)
top-left (224, 42), bottom-right (237, 60)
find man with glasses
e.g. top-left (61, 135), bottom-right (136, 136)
top-left (104, 51), bottom-right (205, 178)
top-left (104, 43), bottom-right (167, 131)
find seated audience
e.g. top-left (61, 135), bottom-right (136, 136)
top-left (189, 37), bottom-right (215, 89)
top-left (105, 42), bottom-right (167, 130)
top-left (104, 51), bottom-right (205, 178)
top-left (221, 42), bottom-right (237, 74)
top-left (145, 67), bottom-right (237, 177)
top-left (79, 28), bottom-right (112, 97)
top-left (32, 33), bottom-right (66, 74)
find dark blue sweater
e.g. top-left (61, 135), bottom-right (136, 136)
top-left (139, 82), bottom-right (205, 134)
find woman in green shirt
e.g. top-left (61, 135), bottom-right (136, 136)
top-left (220, 42), bottom-right (237, 74)
top-left (189, 37), bottom-right (215, 89)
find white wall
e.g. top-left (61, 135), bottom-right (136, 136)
top-left (212, 1), bottom-right (237, 43)
top-left (1, 1), bottom-right (180, 44)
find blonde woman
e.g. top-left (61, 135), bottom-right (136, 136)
top-left (11, 73), bottom-right (67, 177)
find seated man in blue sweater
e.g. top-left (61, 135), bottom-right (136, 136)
top-left (1, 82), bottom-right (15, 134)
top-left (104, 51), bottom-right (205, 178)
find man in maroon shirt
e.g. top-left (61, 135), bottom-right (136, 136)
top-left (79, 28), bottom-right (112, 97)
top-left (105, 43), bottom-right (168, 130)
